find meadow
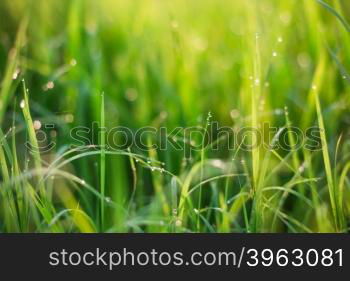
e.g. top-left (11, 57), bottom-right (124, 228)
top-left (0, 0), bottom-right (350, 233)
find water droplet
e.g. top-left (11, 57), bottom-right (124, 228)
top-left (12, 68), bottom-right (20, 80)
top-left (20, 99), bottom-right (25, 109)
top-left (105, 197), bottom-right (111, 203)
top-left (277, 36), bottom-right (283, 43)
top-left (64, 114), bottom-right (74, 123)
top-left (230, 109), bottom-right (240, 119)
top-left (175, 219), bottom-right (182, 227)
top-left (342, 75), bottom-right (347, 79)
top-left (312, 85), bottom-right (317, 90)
top-left (285, 107), bottom-right (289, 116)
top-left (194, 208), bottom-right (199, 214)
top-left (125, 88), bottom-right (138, 101)
top-left (46, 81), bottom-right (54, 90)
top-left (206, 112), bottom-right (212, 123)
top-left (50, 130), bottom-right (57, 138)
top-left (33, 120), bottom-right (42, 130)
top-left (274, 109), bottom-right (283, 115)
top-left (272, 51), bottom-right (278, 57)
top-left (254, 78), bottom-right (260, 85)
top-left (81, 180), bottom-right (86, 185)
top-left (70, 59), bottom-right (77, 66)
top-left (297, 53), bottom-right (311, 69)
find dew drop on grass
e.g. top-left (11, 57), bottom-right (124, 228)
top-left (297, 53), bottom-right (311, 69)
top-left (43, 81), bottom-right (55, 91)
top-left (274, 109), bottom-right (283, 115)
top-left (125, 88), bottom-right (138, 101)
top-left (70, 59), bottom-right (77, 66)
top-left (33, 120), bottom-right (42, 130)
top-left (12, 68), bottom-right (20, 80)
top-left (206, 111), bottom-right (212, 123)
top-left (272, 51), bottom-right (277, 57)
top-left (277, 36), bottom-right (283, 43)
top-left (105, 197), bottom-right (111, 203)
top-left (81, 180), bottom-right (85, 185)
top-left (230, 109), bottom-right (240, 119)
top-left (20, 99), bottom-right (25, 109)
top-left (312, 85), bottom-right (317, 90)
top-left (64, 114), bottom-right (74, 123)
top-left (254, 78), bottom-right (260, 85)
top-left (175, 219), bottom-right (182, 227)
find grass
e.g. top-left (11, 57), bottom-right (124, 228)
top-left (100, 92), bottom-right (105, 230)
top-left (0, 0), bottom-right (350, 233)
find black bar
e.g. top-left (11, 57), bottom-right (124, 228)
top-left (0, 234), bottom-right (348, 278)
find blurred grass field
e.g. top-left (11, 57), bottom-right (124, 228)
top-left (1, 0), bottom-right (350, 232)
